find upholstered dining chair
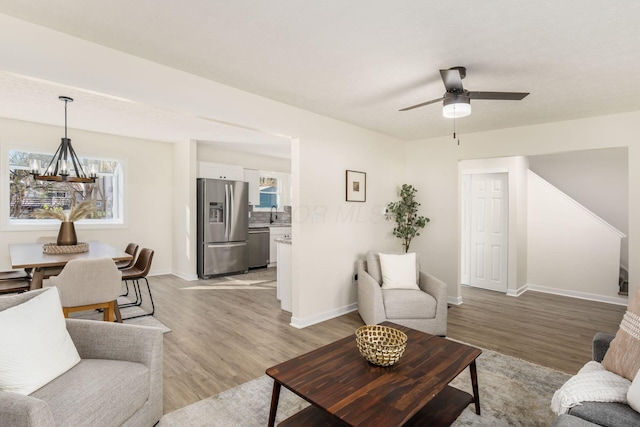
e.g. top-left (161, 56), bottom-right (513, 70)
top-left (357, 251), bottom-right (448, 336)
top-left (45, 257), bottom-right (122, 321)
top-left (116, 242), bottom-right (139, 270)
top-left (0, 270), bottom-right (31, 295)
top-left (120, 248), bottom-right (155, 320)
top-left (116, 242), bottom-right (139, 299)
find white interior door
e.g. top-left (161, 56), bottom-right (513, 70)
top-left (469, 173), bottom-right (508, 292)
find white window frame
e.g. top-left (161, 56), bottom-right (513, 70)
top-left (1, 142), bottom-right (126, 231)
top-left (253, 171), bottom-right (288, 212)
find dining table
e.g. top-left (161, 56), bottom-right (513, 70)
top-left (9, 240), bottom-right (133, 322)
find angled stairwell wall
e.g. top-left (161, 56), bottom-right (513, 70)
top-left (527, 170), bottom-right (627, 304)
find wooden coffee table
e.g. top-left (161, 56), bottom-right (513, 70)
top-left (266, 322), bottom-right (481, 426)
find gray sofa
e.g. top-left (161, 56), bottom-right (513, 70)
top-left (553, 332), bottom-right (640, 427)
top-left (0, 289), bottom-right (163, 427)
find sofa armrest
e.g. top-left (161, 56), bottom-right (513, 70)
top-left (593, 332), bottom-right (616, 362)
top-left (357, 260), bottom-right (386, 325)
top-left (0, 392), bottom-right (55, 427)
top-left (65, 319), bottom-right (162, 365)
top-left (65, 319), bottom-right (163, 418)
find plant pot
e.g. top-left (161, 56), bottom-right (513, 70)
top-left (57, 221), bottom-right (77, 246)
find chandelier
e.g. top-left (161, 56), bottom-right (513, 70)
top-left (30, 96), bottom-right (97, 183)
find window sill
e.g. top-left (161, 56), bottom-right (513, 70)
top-left (4, 219), bottom-right (126, 232)
top-left (252, 207), bottom-right (285, 213)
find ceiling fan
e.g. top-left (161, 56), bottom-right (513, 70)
top-left (400, 66), bottom-right (529, 118)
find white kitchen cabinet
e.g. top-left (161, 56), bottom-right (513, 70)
top-left (198, 161), bottom-right (244, 180)
top-left (269, 226), bottom-right (291, 266)
top-left (243, 168), bottom-right (260, 205)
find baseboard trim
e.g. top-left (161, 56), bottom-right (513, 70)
top-left (170, 270), bottom-right (199, 281)
top-left (527, 284), bottom-right (628, 306)
top-left (148, 269), bottom-right (172, 277)
top-left (506, 284), bottom-right (529, 297)
top-left (290, 302), bottom-right (358, 329)
top-left (448, 296), bottom-right (463, 305)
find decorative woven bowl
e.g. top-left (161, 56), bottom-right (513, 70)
top-left (42, 242), bottom-right (89, 254)
top-left (355, 325), bottom-right (408, 367)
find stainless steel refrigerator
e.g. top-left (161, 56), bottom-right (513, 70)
top-left (197, 178), bottom-right (249, 278)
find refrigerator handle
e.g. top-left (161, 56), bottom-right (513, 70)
top-left (225, 184), bottom-right (230, 240)
top-left (229, 185), bottom-right (235, 234)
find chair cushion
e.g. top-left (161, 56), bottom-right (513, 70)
top-left (0, 287), bottom-right (80, 395)
top-left (382, 289), bottom-right (437, 319)
top-left (31, 359), bottom-right (149, 427)
top-left (379, 253), bottom-right (420, 290)
top-left (366, 251), bottom-right (420, 285)
top-left (603, 286), bottom-right (640, 380)
top-left (568, 401), bottom-right (640, 427)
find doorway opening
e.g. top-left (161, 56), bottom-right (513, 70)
top-left (461, 172), bottom-right (509, 293)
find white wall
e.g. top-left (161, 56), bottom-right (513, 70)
top-left (0, 117), bottom-right (174, 275)
top-left (290, 125), bottom-right (404, 327)
top-left (406, 111), bottom-right (640, 303)
top-left (172, 140), bottom-right (197, 280)
top-left (527, 171), bottom-right (624, 303)
top-left (197, 143), bottom-right (291, 173)
top-left (528, 147), bottom-right (628, 267)
top-left (0, 14), bottom-right (405, 326)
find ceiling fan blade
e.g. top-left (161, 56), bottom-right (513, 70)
top-left (399, 97), bottom-right (444, 111)
top-left (468, 91), bottom-right (529, 100)
top-left (440, 69), bottom-right (464, 92)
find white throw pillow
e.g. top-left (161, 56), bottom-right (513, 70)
top-left (628, 369), bottom-right (640, 413)
top-left (0, 287), bottom-right (80, 395)
top-left (379, 252), bottom-right (420, 290)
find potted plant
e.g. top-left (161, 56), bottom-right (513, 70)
top-left (34, 200), bottom-right (96, 246)
top-left (386, 184), bottom-right (430, 253)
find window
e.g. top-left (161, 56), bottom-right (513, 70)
top-left (257, 175), bottom-right (281, 210)
top-left (7, 148), bottom-right (123, 227)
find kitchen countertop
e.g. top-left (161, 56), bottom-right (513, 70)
top-left (249, 223), bottom-right (291, 228)
top-left (275, 237), bottom-right (292, 244)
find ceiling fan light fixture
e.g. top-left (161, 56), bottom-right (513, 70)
top-left (443, 97), bottom-right (471, 118)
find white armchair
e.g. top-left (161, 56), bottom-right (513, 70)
top-left (357, 252), bottom-right (448, 336)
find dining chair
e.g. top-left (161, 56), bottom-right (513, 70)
top-left (0, 270), bottom-right (31, 295)
top-left (116, 243), bottom-right (139, 299)
top-left (46, 258), bottom-right (122, 322)
top-left (116, 242), bottom-right (139, 270)
top-left (120, 248), bottom-right (155, 319)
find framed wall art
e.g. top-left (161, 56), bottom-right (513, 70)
top-left (346, 170), bottom-right (366, 202)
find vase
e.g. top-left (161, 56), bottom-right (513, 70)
top-left (57, 221), bottom-right (78, 246)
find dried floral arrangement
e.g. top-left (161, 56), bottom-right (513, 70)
top-left (34, 200), bottom-right (96, 222)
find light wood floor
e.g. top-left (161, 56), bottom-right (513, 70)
top-left (148, 270), bottom-right (626, 414)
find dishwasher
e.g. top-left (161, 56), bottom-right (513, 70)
top-left (248, 227), bottom-right (270, 268)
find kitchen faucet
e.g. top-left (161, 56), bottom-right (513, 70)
top-left (270, 206), bottom-right (277, 224)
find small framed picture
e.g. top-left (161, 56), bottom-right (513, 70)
top-left (346, 170), bottom-right (366, 202)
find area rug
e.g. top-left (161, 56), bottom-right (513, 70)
top-left (68, 296), bottom-right (171, 333)
top-left (159, 347), bottom-right (571, 426)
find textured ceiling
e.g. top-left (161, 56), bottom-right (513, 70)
top-left (0, 0), bottom-right (638, 144)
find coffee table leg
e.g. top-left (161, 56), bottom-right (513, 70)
top-left (268, 380), bottom-right (281, 427)
top-left (470, 360), bottom-right (481, 415)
